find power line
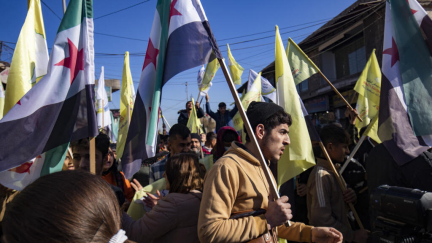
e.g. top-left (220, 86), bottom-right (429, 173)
top-left (94, 0), bottom-right (152, 20)
top-left (41, 0), bottom-right (61, 20)
top-left (94, 32), bottom-right (147, 42)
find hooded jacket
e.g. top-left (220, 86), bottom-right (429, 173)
top-left (307, 158), bottom-right (354, 242)
top-left (198, 142), bottom-right (314, 243)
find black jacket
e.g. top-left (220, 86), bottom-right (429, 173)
top-left (177, 107), bottom-right (204, 126)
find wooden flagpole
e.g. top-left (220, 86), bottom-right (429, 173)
top-left (218, 58), bottom-right (291, 227)
top-left (318, 141), bottom-right (364, 229)
top-left (318, 70), bottom-right (363, 122)
top-left (102, 100), bottom-right (104, 128)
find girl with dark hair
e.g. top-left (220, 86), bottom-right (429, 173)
top-left (122, 153), bottom-right (206, 243)
top-left (2, 170), bottom-right (134, 243)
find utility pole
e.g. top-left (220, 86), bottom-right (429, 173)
top-left (185, 82), bottom-right (189, 101)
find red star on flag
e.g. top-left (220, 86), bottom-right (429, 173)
top-left (383, 37), bottom-right (400, 68)
top-left (169, 0), bottom-right (182, 24)
top-left (407, 0), bottom-right (417, 14)
top-left (143, 39), bottom-right (159, 70)
top-left (55, 38), bottom-right (84, 84)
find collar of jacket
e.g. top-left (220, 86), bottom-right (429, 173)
top-left (316, 158), bottom-right (337, 174)
top-left (223, 141), bottom-right (262, 167)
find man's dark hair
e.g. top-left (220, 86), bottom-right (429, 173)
top-left (319, 124), bottom-right (349, 147)
top-left (186, 101), bottom-right (192, 108)
top-left (245, 110), bottom-right (292, 142)
top-left (206, 132), bottom-right (217, 142)
top-left (169, 124), bottom-right (191, 141)
top-left (218, 102), bottom-right (226, 108)
top-left (70, 132), bottom-right (111, 159)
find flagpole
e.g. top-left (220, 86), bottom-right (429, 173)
top-left (318, 71), bottom-right (363, 122)
top-left (218, 57), bottom-right (291, 227)
top-left (102, 99), bottom-right (104, 128)
top-left (339, 135), bottom-right (366, 175)
top-left (62, 0), bottom-right (66, 13)
top-left (318, 141), bottom-right (364, 229)
top-left (340, 115), bottom-right (378, 174)
top-left (162, 115), bottom-right (171, 130)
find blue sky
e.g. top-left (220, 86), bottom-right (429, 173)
top-left (1, 0), bottom-right (356, 128)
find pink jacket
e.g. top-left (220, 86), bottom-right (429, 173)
top-left (122, 190), bottom-right (202, 243)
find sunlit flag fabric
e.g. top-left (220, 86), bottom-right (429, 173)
top-left (200, 53), bottom-right (220, 96)
top-left (187, 98), bottom-right (202, 133)
top-left (121, 0), bottom-right (222, 178)
top-left (247, 69), bottom-right (276, 102)
top-left (275, 26), bottom-right (315, 186)
top-left (354, 49), bottom-right (381, 143)
top-left (96, 66), bottom-right (111, 129)
top-left (117, 52), bottom-right (135, 160)
top-left (286, 38), bottom-right (319, 85)
top-left (378, 0), bottom-right (432, 165)
top-left (232, 72), bottom-right (262, 132)
top-left (0, 84), bottom-right (4, 120)
top-left (197, 65), bottom-right (209, 97)
top-left (227, 43), bottom-right (244, 85)
top-left (0, 0), bottom-right (97, 172)
top-left (109, 111), bottom-right (118, 143)
top-left (4, 0), bottom-right (49, 116)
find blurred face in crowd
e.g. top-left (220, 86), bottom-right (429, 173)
top-left (260, 123), bottom-right (290, 164)
top-left (168, 134), bottom-right (191, 154)
top-left (327, 142), bottom-right (350, 163)
top-left (103, 149), bottom-right (114, 172)
top-left (218, 106), bottom-right (226, 114)
top-left (72, 146), bottom-right (106, 176)
top-left (210, 138), bottom-right (217, 147)
top-left (186, 102), bottom-right (193, 111)
top-left (62, 154), bottom-right (74, 171)
top-left (200, 133), bottom-right (206, 143)
top-left (191, 138), bottom-right (202, 154)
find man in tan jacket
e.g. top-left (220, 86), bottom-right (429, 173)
top-left (307, 124), bottom-right (369, 243)
top-left (198, 102), bottom-right (343, 243)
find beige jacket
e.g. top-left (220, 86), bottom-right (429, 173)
top-left (198, 142), bottom-right (313, 243)
top-left (307, 158), bottom-right (354, 242)
top-left (122, 190), bottom-right (202, 243)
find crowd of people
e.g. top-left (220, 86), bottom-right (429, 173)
top-left (1, 96), bottom-right (432, 243)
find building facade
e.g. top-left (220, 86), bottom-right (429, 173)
top-left (261, 0), bottom-right (432, 129)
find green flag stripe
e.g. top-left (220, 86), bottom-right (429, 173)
top-left (146, 0), bottom-right (170, 146)
top-left (57, 0), bottom-right (93, 33)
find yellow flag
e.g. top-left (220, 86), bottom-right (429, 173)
top-left (286, 38), bottom-right (319, 85)
top-left (187, 98), bottom-right (202, 134)
top-left (0, 84), bottom-right (4, 120)
top-left (232, 72), bottom-right (262, 131)
top-left (201, 56), bottom-right (220, 92)
top-left (4, 0), bottom-right (49, 115)
top-left (354, 49), bottom-right (381, 143)
top-left (117, 52), bottom-right (135, 160)
top-left (227, 44), bottom-right (244, 85)
top-left (275, 26), bottom-right (315, 187)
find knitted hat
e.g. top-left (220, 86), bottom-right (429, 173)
top-left (190, 133), bottom-right (202, 143)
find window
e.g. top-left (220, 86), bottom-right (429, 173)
top-left (296, 80), bottom-right (308, 93)
top-left (334, 37), bottom-right (366, 79)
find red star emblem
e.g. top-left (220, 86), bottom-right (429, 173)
top-left (8, 161), bottom-right (34, 174)
top-left (383, 37), bottom-right (400, 68)
top-left (142, 39), bottom-right (159, 70)
top-left (55, 38), bottom-right (84, 84)
top-left (407, 0), bottom-right (417, 14)
top-left (169, 0), bottom-right (182, 24)
top-left (17, 100), bottom-right (21, 105)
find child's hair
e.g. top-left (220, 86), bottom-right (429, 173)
top-left (319, 124), bottom-right (350, 147)
top-left (165, 153), bottom-right (206, 194)
top-left (3, 170), bottom-right (133, 243)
